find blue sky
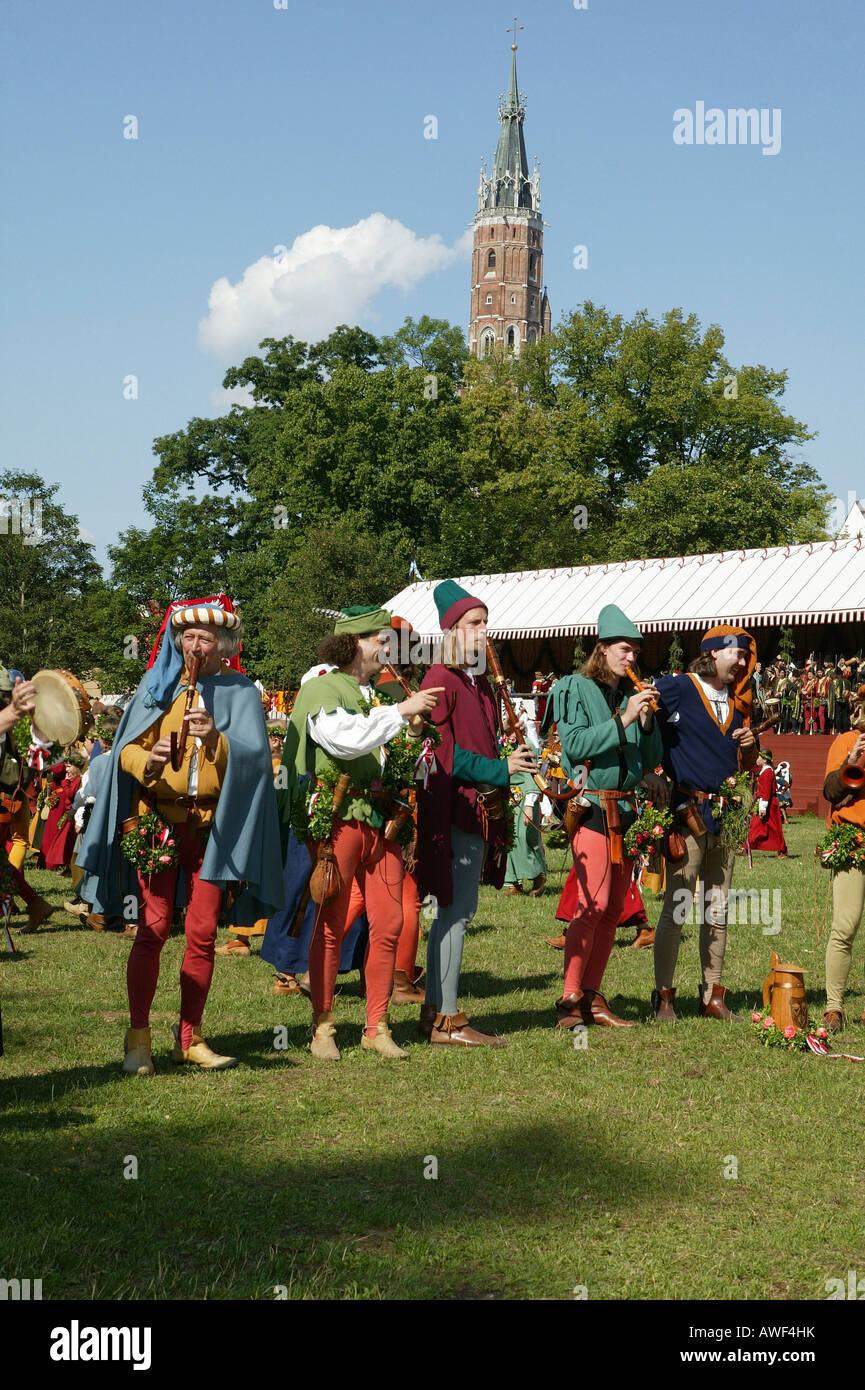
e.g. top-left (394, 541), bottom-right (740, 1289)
top-left (2, 0), bottom-right (862, 566)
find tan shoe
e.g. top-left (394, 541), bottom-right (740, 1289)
top-left (273, 972), bottom-right (302, 995)
top-left (390, 969), bottom-right (425, 1004)
top-left (361, 1018), bottom-right (408, 1059)
top-left (171, 1023), bottom-right (238, 1070)
top-left (310, 1011), bottom-right (340, 1061)
top-left (123, 1026), bottom-right (154, 1077)
top-left (627, 927), bottom-right (655, 949)
top-left (214, 939), bottom-right (251, 956)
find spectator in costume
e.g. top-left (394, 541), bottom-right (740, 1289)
top-left (651, 626), bottom-right (759, 1022)
top-left (0, 667), bottom-right (57, 932)
top-left (39, 749), bottom-right (86, 872)
top-left (78, 599), bottom-right (284, 1076)
top-left (543, 605), bottom-right (663, 1029)
top-left (747, 749), bottom-right (788, 857)
top-left (820, 686), bottom-right (865, 1032)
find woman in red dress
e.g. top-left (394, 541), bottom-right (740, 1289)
top-left (747, 750), bottom-right (788, 857)
top-left (39, 750), bottom-right (86, 871)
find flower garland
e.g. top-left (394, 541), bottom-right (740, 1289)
top-left (120, 812), bottom-right (179, 876)
top-left (817, 822), bottom-right (865, 872)
top-left (37, 785), bottom-right (59, 814)
top-left (716, 769), bottom-right (755, 856)
top-left (291, 691), bottom-right (440, 848)
top-left (624, 803), bottom-right (673, 860)
top-left (750, 1008), bottom-right (827, 1052)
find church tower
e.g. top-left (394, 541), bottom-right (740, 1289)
top-left (468, 35), bottom-right (550, 359)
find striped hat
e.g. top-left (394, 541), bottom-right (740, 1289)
top-left (171, 604), bottom-right (240, 630)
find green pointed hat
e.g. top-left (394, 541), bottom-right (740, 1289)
top-left (333, 605), bottom-right (391, 636)
top-left (434, 580), bottom-right (488, 631)
top-left (597, 604), bottom-right (642, 643)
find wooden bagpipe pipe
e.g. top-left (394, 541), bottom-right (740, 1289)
top-left (169, 653), bottom-right (202, 772)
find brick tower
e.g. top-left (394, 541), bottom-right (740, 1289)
top-left (468, 37), bottom-right (550, 358)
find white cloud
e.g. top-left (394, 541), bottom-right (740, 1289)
top-left (198, 213), bottom-right (472, 360)
top-left (209, 383), bottom-right (255, 415)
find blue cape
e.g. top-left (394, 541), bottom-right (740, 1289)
top-left (260, 820), bottom-right (367, 976)
top-left (78, 669), bottom-right (285, 921)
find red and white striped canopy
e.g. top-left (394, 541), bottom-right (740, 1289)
top-left (387, 537), bottom-right (865, 639)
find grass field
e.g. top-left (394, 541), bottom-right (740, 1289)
top-left (2, 815), bottom-right (863, 1302)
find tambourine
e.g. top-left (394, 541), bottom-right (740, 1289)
top-left (30, 669), bottom-right (91, 745)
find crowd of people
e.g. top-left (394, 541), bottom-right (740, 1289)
top-left (757, 657), bottom-right (864, 735)
top-left (2, 591), bottom-right (864, 1072)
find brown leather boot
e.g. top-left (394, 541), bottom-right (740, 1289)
top-left (503, 884), bottom-right (524, 896)
top-left (418, 1003), bottom-right (438, 1038)
top-left (529, 874), bottom-right (546, 897)
top-left (699, 984), bottom-right (743, 1022)
top-left (823, 1009), bottom-right (844, 1033)
top-left (581, 989), bottom-right (638, 1028)
top-left (555, 991), bottom-right (585, 1028)
top-left (430, 1011), bottom-right (506, 1047)
top-left (545, 933), bottom-right (567, 950)
top-left (628, 927), bottom-right (655, 949)
top-left (651, 987), bottom-right (677, 1022)
top-left (391, 969), bottom-right (425, 1004)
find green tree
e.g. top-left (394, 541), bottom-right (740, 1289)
top-left (0, 470), bottom-right (103, 673)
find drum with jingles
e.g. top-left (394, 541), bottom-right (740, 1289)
top-left (30, 669), bottom-right (92, 745)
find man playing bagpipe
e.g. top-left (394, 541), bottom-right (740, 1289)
top-left (651, 625), bottom-right (759, 1022)
top-left (415, 582), bottom-right (537, 1046)
top-left (78, 598), bottom-right (284, 1076)
top-left (820, 685), bottom-right (865, 1032)
top-left (277, 606), bottom-right (440, 1060)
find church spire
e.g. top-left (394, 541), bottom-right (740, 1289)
top-left (478, 30), bottom-right (537, 214)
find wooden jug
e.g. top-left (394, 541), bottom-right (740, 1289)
top-left (761, 951), bottom-right (808, 1031)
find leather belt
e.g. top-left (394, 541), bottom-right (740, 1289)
top-left (158, 795), bottom-right (219, 810)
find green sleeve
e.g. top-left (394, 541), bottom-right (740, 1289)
top-left (638, 717), bottom-right (663, 772)
top-left (453, 742), bottom-right (511, 789)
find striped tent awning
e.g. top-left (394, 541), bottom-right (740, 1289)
top-left (385, 538), bottom-right (865, 640)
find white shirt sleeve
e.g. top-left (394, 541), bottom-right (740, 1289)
top-left (309, 704), bottom-right (406, 759)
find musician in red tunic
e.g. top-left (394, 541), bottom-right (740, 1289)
top-left (747, 750), bottom-right (788, 857)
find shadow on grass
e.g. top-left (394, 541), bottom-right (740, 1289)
top-left (1, 1116), bottom-right (664, 1298)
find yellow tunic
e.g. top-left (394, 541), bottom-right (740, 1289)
top-left (119, 685), bottom-right (229, 825)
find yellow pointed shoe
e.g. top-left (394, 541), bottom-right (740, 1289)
top-left (123, 1027), bottom-right (154, 1077)
top-left (171, 1023), bottom-right (238, 1070)
top-left (310, 1011), bottom-right (340, 1061)
top-left (361, 1018), bottom-right (408, 1060)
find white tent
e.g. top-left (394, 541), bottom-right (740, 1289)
top-left (386, 536), bottom-right (865, 639)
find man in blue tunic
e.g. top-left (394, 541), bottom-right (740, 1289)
top-left (652, 625), bottom-right (758, 1022)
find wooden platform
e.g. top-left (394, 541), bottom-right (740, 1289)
top-left (760, 733), bottom-right (832, 818)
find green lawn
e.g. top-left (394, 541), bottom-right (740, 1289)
top-left (2, 816), bottom-right (863, 1301)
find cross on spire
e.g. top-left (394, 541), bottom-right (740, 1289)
top-left (507, 16), bottom-right (523, 50)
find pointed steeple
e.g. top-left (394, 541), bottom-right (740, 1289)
top-left (478, 42), bottom-right (535, 213)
